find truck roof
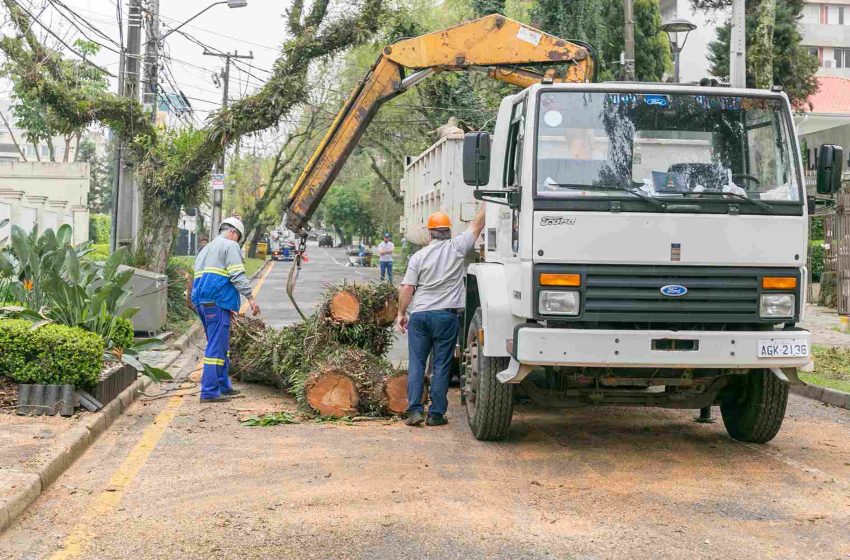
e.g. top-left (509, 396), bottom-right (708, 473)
top-left (525, 81), bottom-right (789, 101)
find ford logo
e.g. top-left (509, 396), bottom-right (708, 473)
top-left (660, 284), bottom-right (688, 297)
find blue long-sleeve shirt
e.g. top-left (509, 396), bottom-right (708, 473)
top-left (191, 234), bottom-right (252, 312)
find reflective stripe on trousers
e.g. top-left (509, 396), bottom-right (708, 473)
top-left (198, 304), bottom-right (233, 398)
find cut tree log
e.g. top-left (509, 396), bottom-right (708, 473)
top-left (329, 290), bottom-right (360, 323)
top-left (375, 298), bottom-right (398, 327)
top-left (304, 371), bottom-right (359, 417)
top-left (384, 373), bottom-right (409, 414)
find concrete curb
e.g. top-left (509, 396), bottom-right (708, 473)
top-left (790, 382), bottom-right (850, 410)
top-left (0, 355), bottom-right (175, 533)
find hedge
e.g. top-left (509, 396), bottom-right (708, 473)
top-left (0, 319), bottom-right (104, 389)
top-left (111, 316), bottom-right (134, 350)
top-left (810, 240), bottom-right (825, 281)
top-left (89, 213), bottom-right (111, 244)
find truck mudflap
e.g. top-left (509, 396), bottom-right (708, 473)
top-left (497, 325), bottom-right (812, 383)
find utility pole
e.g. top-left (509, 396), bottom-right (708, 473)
top-left (202, 49), bottom-right (253, 238)
top-left (730, 0), bottom-right (746, 88)
top-left (111, 0), bottom-right (143, 252)
top-left (623, 0), bottom-right (636, 81)
top-left (143, 0), bottom-right (160, 124)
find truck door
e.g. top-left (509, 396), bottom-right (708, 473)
top-left (499, 98), bottom-right (526, 259)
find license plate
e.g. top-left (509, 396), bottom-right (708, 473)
top-left (757, 338), bottom-right (810, 358)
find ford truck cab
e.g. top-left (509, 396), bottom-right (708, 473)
top-left (461, 82), bottom-right (844, 442)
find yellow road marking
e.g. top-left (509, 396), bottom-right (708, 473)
top-left (50, 261), bottom-right (274, 560)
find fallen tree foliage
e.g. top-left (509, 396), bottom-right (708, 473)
top-left (231, 281), bottom-right (407, 416)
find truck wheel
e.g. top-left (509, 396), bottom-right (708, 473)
top-left (462, 308), bottom-right (513, 441)
top-left (720, 369), bottom-right (789, 443)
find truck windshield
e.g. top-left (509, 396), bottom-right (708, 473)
top-left (535, 92), bottom-right (800, 203)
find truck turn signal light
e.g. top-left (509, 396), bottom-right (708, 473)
top-left (762, 277), bottom-right (797, 290)
top-left (540, 273), bottom-right (581, 287)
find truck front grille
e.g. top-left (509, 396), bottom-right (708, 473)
top-left (535, 265), bottom-right (799, 324)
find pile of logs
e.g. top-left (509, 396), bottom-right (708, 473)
top-left (230, 281), bottom-right (408, 416)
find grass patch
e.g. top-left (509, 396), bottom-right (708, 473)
top-left (800, 345), bottom-right (850, 393)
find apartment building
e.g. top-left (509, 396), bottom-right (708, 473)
top-left (801, 1), bottom-right (850, 77)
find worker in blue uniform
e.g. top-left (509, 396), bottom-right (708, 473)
top-left (190, 217), bottom-right (260, 403)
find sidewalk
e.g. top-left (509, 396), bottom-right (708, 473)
top-left (800, 304), bottom-right (850, 348)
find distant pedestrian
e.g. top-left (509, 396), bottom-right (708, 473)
top-left (396, 205), bottom-right (486, 427)
top-left (190, 217), bottom-right (260, 403)
top-left (378, 233), bottom-right (395, 282)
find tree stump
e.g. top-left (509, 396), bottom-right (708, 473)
top-left (375, 299), bottom-right (398, 327)
top-left (304, 372), bottom-right (359, 417)
top-left (329, 290), bottom-right (360, 323)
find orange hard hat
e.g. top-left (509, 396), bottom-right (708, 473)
top-left (427, 211), bottom-right (452, 229)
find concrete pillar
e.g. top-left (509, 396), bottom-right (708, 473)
top-left (71, 205), bottom-right (88, 245)
top-left (24, 195), bottom-right (47, 234)
top-left (47, 200), bottom-right (69, 234)
top-left (0, 189), bottom-right (25, 235)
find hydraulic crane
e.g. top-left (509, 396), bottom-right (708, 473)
top-left (280, 14), bottom-right (596, 318)
top-left (282, 13), bottom-right (596, 236)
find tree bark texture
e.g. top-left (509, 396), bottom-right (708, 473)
top-left (751, 0), bottom-right (776, 89)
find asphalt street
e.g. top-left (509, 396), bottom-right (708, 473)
top-left (0, 245), bottom-right (848, 560)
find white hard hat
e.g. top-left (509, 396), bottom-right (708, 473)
top-left (220, 217), bottom-right (245, 240)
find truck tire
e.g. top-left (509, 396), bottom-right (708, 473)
top-left (720, 369), bottom-right (788, 443)
top-left (462, 308), bottom-right (513, 441)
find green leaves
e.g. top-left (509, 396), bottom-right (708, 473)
top-left (240, 412), bottom-right (298, 426)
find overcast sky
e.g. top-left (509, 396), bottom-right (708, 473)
top-left (5, 0), bottom-right (298, 140)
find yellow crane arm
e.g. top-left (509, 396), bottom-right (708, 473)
top-left (283, 14), bottom-right (596, 235)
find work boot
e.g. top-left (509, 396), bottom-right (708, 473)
top-left (199, 395), bottom-right (232, 403)
top-left (426, 414), bottom-right (448, 427)
top-left (405, 411), bottom-right (425, 426)
top-left (222, 388), bottom-right (242, 396)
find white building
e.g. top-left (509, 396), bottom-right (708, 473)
top-left (800, 1), bottom-right (850, 77)
top-left (0, 161), bottom-right (91, 245)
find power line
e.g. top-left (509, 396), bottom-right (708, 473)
top-left (46, 0), bottom-right (122, 50)
top-left (8, 0), bottom-right (116, 77)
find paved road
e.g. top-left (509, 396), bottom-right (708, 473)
top-left (1, 246), bottom-right (848, 559)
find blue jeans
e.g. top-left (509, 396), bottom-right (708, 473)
top-left (197, 304), bottom-right (234, 399)
top-left (407, 310), bottom-right (459, 416)
top-left (380, 261), bottom-right (393, 281)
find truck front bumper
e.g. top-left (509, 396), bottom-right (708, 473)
top-left (513, 327), bottom-right (811, 369)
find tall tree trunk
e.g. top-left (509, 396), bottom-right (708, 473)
top-left (72, 132), bottom-right (81, 162)
top-left (32, 142), bottom-right (41, 162)
top-left (752, 0), bottom-right (776, 89)
top-left (46, 136), bottom-right (56, 162)
top-left (0, 110), bottom-right (27, 161)
top-left (248, 227), bottom-right (263, 259)
top-left (62, 135), bottom-right (71, 162)
top-left (134, 197), bottom-right (181, 274)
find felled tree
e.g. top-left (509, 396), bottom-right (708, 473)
top-left (0, 0), bottom-right (382, 273)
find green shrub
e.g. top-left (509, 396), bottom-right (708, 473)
top-left (809, 215), bottom-right (824, 240)
top-left (88, 243), bottom-right (110, 261)
top-left (110, 316), bottom-right (134, 350)
top-left (166, 257), bottom-right (193, 324)
top-left (0, 319), bottom-right (104, 389)
top-left (89, 214), bottom-right (111, 244)
top-left (809, 240), bottom-right (825, 281)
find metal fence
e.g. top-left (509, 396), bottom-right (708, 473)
top-left (823, 192), bottom-right (850, 315)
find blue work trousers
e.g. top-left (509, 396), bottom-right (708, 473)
top-left (380, 261), bottom-right (393, 282)
top-left (198, 304), bottom-right (234, 399)
top-left (407, 310), bottom-right (459, 416)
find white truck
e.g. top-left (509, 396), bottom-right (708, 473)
top-left (451, 82), bottom-right (843, 441)
top-left (282, 16), bottom-right (844, 443)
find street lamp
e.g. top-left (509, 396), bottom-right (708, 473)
top-left (661, 18), bottom-right (697, 84)
top-left (160, 1), bottom-right (248, 41)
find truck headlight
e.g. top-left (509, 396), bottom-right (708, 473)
top-left (760, 294), bottom-right (794, 318)
top-left (539, 290), bottom-right (579, 315)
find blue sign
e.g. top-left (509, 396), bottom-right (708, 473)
top-left (644, 95), bottom-right (670, 108)
top-left (660, 284), bottom-right (688, 297)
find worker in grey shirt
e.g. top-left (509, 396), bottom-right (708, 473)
top-left (396, 204), bottom-right (485, 426)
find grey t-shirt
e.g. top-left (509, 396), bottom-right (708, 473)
top-left (401, 231), bottom-right (476, 314)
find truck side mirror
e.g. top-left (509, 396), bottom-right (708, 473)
top-left (463, 132), bottom-right (490, 187)
top-left (816, 144), bottom-right (844, 195)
